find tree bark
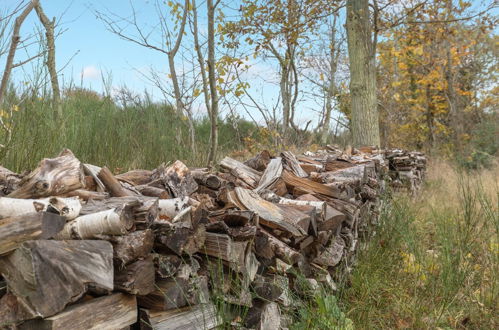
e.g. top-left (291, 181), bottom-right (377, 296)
top-left (34, 1), bottom-right (61, 119)
top-left (206, 0), bottom-right (219, 166)
top-left (0, 1), bottom-right (37, 107)
top-left (346, 0), bottom-right (380, 147)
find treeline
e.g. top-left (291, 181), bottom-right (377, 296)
top-left (0, 0), bottom-right (497, 168)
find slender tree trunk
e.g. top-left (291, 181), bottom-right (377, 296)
top-left (346, 0), bottom-right (380, 147)
top-left (206, 0), bottom-right (219, 166)
top-left (0, 0), bottom-right (37, 107)
top-left (444, 0), bottom-right (460, 150)
top-left (34, 1), bottom-right (61, 119)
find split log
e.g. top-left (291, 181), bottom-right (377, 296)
top-left (252, 275), bottom-right (284, 302)
top-left (20, 293), bottom-right (137, 330)
top-left (114, 256), bottom-right (155, 295)
top-left (202, 232), bottom-right (249, 271)
top-left (98, 166), bottom-right (135, 197)
top-left (9, 149), bottom-right (84, 198)
top-left (0, 240), bottom-right (113, 319)
top-left (244, 150), bottom-right (271, 171)
top-left (137, 303), bottom-right (220, 330)
top-left (282, 170), bottom-right (341, 199)
top-left (82, 163), bottom-right (106, 192)
top-left (220, 157), bottom-right (261, 188)
top-left (150, 161), bottom-right (198, 197)
top-left (0, 196), bottom-right (81, 220)
top-left (230, 187), bottom-right (307, 237)
top-left (0, 292), bottom-right (32, 326)
top-left (0, 166), bottom-right (21, 195)
top-left (0, 212), bottom-right (66, 256)
top-left (135, 185), bottom-right (170, 199)
top-left (281, 151), bottom-right (308, 178)
top-left (115, 169), bottom-right (153, 185)
top-left (56, 206), bottom-right (134, 239)
top-left (110, 230), bottom-right (154, 267)
top-left (154, 222), bottom-right (206, 256)
top-left (313, 235), bottom-right (345, 267)
top-left (245, 301), bottom-right (281, 330)
top-left (324, 158), bottom-right (355, 172)
top-left (137, 276), bottom-right (208, 311)
top-left (255, 157), bottom-right (283, 193)
top-left (62, 189), bottom-right (109, 201)
top-left (295, 194), bottom-right (346, 232)
top-left (255, 229), bottom-right (303, 265)
top-left (191, 170), bottom-right (223, 190)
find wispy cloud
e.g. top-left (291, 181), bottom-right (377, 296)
top-left (81, 65), bottom-right (100, 80)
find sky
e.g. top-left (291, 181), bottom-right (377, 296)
top-left (2, 0), bottom-right (302, 126)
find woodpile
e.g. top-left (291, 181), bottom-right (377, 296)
top-left (0, 146), bottom-right (426, 329)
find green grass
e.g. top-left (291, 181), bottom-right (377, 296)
top-left (0, 88), bottom-right (267, 172)
top-left (338, 160), bottom-right (498, 329)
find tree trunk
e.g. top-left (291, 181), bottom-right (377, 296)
top-left (346, 0), bottom-right (380, 147)
top-left (206, 0), bottom-right (219, 166)
top-left (34, 2), bottom-right (61, 119)
top-left (0, 1), bottom-right (37, 107)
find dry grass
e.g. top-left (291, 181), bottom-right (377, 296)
top-left (339, 159), bottom-right (498, 329)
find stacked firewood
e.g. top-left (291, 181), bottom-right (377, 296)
top-left (0, 146), bottom-right (426, 329)
top-left (385, 149), bottom-right (427, 193)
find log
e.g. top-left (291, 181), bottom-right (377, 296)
top-left (9, 149), bottom-right (85, 198)
top-left (0, 196), bottom-right (81, 220)
top-left (82, 163), bottom-right (106, 192)
top-left (244, 150), bottom-right (271, 171)
top-left (137, 303), bottom-right (220, 330)
top-left (0, 212), bottom-right (66, 256)
top-left (114, 256), bottom-right (155, 295)
top-left (157, 197), bottom-right (191, 221)
top-left (98, 166), bottom-right (135, 197)
top-left (115, 169), bottom-right (153, 185)
top-left (252, 275), bottom-right (284, 302)
top-left (282, 170), bottom-right (342, 199)
top-left (313, 235), bottom-right (345, 267)
top-left (150, 161), bottom-right (198, 197)
top-left (154, 222), bottom-right (206, 256)
top-left (230, 187), bottom-right (307, 237)
top-left (256, 229), bottom-right (302, 265)
top-left (0, 292), bottom-right (32, 326)
top-left (137, 276), bottom-right (208, 311)
top-left (20, 293), bottom-right (137, 330)
top-left (56, 206), bottom-right (134, 239)
top-left (135, 185), bottom-right (170, 199)
top-left (110, 229), bottom-right (154, 267)
top-left (62, 189), bottom-right (109, 201)
top-left (255, 157), bottom-right (283, 193)
top-left (0, 166), bottom-right (21, 195)
top-left (0, 240), bottom-right (113, 319)
top-left (220, 157), bottom-right (261, 188)
top-left (281, 151), bottom-right (308, 178)
top-left (202, 232), bottom-right (249, 271)
top-left (245, 301), bottom-right (281, 330)
top-left (81, 196), bottom-right (159, 229)
top-left (191, 170), bottom-right (223, 190)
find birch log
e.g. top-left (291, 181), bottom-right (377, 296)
top-left (0, 196), bottom-right (81, 220)
top-left (56, 206), bottom-right (134, 239)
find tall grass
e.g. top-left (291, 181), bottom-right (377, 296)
top-left (340, 160), bottom-right (498, 329)
top-left (0, 89), bottom-right (265, 172)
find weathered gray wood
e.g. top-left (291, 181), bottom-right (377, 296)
top-left (281, 151), bottom-right (308, 178)
top-left (245, 301), bottom-right (281, 330)
top-left (115, 169), bottom-right (153, 185)
top-left (231, 187), bottom-right (307, 237)
top-left (0, 166), bottom-right (21, 196)
top-left (138, 303), bottom-right (220, 330)
top-left (202, 232), bottom-right (249, 272)
top-left (255, 157), bottom-right (283, 193)
top-left (191, 170), bottom-right (223, 190)
top-left (137, 276), bottom-right (208, 311)
top-left (154, 222), bottom-right (206, 256)
top-left (111, 229), bottom-right (154, 267)
top-left (20, 293), bottom-right (137, 330)
top-left (244, 150), bottom-right (271, 171)
top-left (9, 149), bottom-right (85, 199)
top-left (98, 166), bottom-right (136, 197)
top-left (0, 212), bottom-right (66, 256)
top-left (220, 157), bottom-right (262, 188)
top-left (0, 240), bottom-right (113, 320)
top-left (150, 161), bottom-right (198, 198)
top-left (114, 256), bottom-right (155, 295)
